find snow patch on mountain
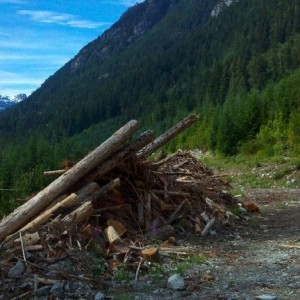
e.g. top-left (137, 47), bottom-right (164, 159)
top-left (0, 94), bottom-right (27, 110)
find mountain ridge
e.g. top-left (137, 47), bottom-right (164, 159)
top-left (0, 94), bottom-right (27, 111)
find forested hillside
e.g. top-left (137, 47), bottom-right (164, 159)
top-left (0, 0), bottom-right (300, 214)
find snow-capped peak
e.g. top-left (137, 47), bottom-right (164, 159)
top-left (0, 93), bottom-right (27, 110)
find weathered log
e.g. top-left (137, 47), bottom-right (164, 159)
top-left (0, 120), bottom-right (139, 241)
top-left (87, 130), bottom-right (154, 181)
top-left (20, 193), bottom-right (78, 232)
top-left (137, 114), bottom-right (198, 159)
top-left (62, 178), bottom-right (121, 225)
top-left (4, 182), bottom-right (100, 244)
top-left (90, 178), bottom-right (121, 203)
top-left (63, 201), bottom-right (94, 224)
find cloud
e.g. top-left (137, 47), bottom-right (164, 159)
top-left (0, 40), bottom-right (49, 49)
top-left (103, 0), bottom-right (144, 6)
top-left (0, 31), bottom-right (11, 37)
top-left (0, 0), bottom-right (25, 3)
top-left (0, 71), bottom-right (42, 86)
top-left (17, 10), bottom-right (111, 29)
top-left (0, 53), bottom-right (70, 65)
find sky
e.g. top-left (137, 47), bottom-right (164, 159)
top-left (0, 0), bottom-right (142, 97)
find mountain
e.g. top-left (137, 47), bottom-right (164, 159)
top-left (0, 0), bottom-right (300, 213)
top-left (0, 94), bottom-right (27, 111)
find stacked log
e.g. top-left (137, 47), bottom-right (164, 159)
top-left (0, 115), bottom-right (238, 298)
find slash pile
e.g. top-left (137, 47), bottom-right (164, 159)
top-left (0, 115), bottom-right (238, 299)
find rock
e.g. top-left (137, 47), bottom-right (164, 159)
top-left (256, 295), bottom-right (277, 300)
top-left (94, 292), bottom-right (105, 300)
top-left (8, 259), bottom-right (26, 278)
top-left (168, 274), bottom-right (186, 290)
top-left (36, 286), bottom-right (51, 296)
top-left (51, 281), bottom-right (64, 298)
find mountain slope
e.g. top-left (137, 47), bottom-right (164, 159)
top-left (0, 0), bottom-right (299, 184)
top-left (0, 0), bottom-right (299, 144)
top-left (1, 0), bottom-right (300, 213)
top-left (0, 0), bottom-right (218, 138)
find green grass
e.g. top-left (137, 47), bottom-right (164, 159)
top-left (115, 264), bottom-right (131, 282)
top-left (200, 154), bottom-right (300, 192)
top-left (148, 254), bottom-right (206, 280)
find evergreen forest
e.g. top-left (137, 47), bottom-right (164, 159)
top-left (0, 0), bottom-right (300, 214)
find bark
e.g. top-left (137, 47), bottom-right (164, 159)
top-left (0, 120), bottom-right (139, 241)
top-left (63, 201), bottom-right (94, 225)
top-left (87, 130), bottom-right (154, 181)
top-left (137, 114), bottom-right (198, 158)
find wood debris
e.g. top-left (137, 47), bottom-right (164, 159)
top-left (0, 114), bottom-right (238, 298)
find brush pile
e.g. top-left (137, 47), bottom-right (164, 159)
top-left (0, 115), bottom-right (238, 299)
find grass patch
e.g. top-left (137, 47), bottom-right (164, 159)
top-left (115, 264), bottom-right (131, 282)
top-left (201, 154), bottom-right (300, 191)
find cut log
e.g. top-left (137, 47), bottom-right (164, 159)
top-left (90, 178), bottom-right (121, 203)
top-left (104, 226), bottom-right (120, 244)
top-left (142, 247), bottom-right (159, 261)
top-left (0, 120), bottom-right (139, 241)
top-left (87, 130), bottom-right (154, 181)
top-left (20, 193), bottom-right (78, 232)
top-left (8, 182), bottom-right (100, 237)
top-left (137, 114), bottom-right (198, 158)
top-left (63, 201), bottom-right (94, 224)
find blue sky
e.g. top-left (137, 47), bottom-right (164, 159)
top-left (0, 0), bottom-right (141, 97)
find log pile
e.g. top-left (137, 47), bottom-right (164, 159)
top-left (0, 115), bottom-right (238, 298)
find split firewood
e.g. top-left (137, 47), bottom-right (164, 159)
top-left (107, 219), bottom-right (127, 237)
top-left (137, 114), bottom-right (198, 159)
top-left (0, 119), bottom-right (139, 241)
top-left (104, 226), bottom-right (121, 244)
top-left (141, 247), bottom-right (159, 261)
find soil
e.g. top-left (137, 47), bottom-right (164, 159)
top-left (110, 188), bottom-right (300, 300)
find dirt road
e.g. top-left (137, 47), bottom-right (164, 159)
top-left (111, 188), bottom-right (300, 299)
